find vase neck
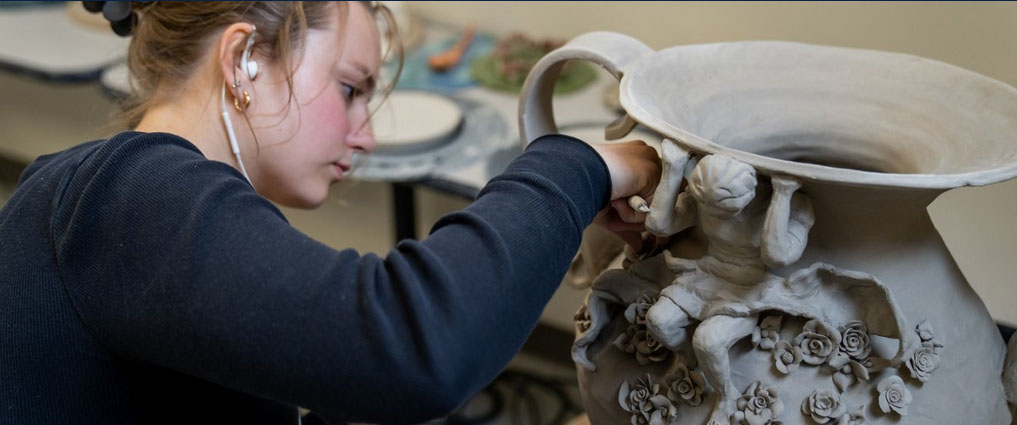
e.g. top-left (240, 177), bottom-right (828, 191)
top-left (801, 181), bottom-right (944, 244)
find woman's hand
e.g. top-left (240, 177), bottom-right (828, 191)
top-left (589, 140), bottom-right (662, 249)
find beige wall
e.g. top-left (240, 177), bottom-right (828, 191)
top-left (408, 1), bottom-right (1017, 327)
top-left (410, 1), bottom-right (1017, 87)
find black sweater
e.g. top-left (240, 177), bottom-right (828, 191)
top-left (0, 132), bottom-right (609, 424)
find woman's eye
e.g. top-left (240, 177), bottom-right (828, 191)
top-left (341, 83), bottom-right (360, 102)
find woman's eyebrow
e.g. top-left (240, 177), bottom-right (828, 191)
top-left (354, 63), bottom-right (377, 92)
top-left (340, 63), bottom-right (377, 93)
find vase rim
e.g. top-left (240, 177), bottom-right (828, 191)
top-left (619, 40), bottom-right (1017, 190)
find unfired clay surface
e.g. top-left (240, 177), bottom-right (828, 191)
top-left (519, 32), bottom-right (1017, 425)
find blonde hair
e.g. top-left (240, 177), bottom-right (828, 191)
top-left (120, 1), bottom-right (402, 129)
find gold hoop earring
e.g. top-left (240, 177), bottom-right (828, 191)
top-left (233, 90), bottom-right (251, 112)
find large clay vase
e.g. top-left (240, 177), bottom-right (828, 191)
top-left (519, 32), bottom-right (1017, 425)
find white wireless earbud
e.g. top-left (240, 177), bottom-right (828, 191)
top-left (241, 25), bottom-right (259, 80)
top-left (245, 60), bottom-right (259, 80)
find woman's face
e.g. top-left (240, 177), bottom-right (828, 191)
top-left (246, 2), bottom-right (380, 208)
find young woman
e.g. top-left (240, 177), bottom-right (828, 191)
top-left (0, 2), bottom-right (660, 424)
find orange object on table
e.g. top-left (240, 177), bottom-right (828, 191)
top-left (428, 24), bottom-right (476, 72)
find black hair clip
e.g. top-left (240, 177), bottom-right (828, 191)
top-left (82, 1), bottom-right (148, 37)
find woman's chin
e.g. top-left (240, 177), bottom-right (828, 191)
top-left (274, 186), bottom-right (330, 210)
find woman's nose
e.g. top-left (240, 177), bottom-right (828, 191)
top-left (347, 104), bottom-right (376, 154)
top-left (347, 123), bottom-right (375, 154)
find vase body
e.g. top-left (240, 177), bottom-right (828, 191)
top-left (575, 183), bottom-right (1009, 425)
top-left (519, 33), bottom-right (1017, 425)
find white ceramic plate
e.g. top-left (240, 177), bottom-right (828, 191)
top-left (371, 91), bottom-right (464, 153)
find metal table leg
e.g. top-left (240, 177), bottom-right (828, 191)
top-left (392, 182), bottom-right (417, 243)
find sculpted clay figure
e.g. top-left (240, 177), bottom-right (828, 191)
top-left (632, 141), bottom-right (914, 425)
top-left (644, 142), bottom-right (815, 425)
top-left (645, 140), bottom-right (814, 283)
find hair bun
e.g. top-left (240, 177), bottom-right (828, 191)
top-left (82, 1), bottom-right (150, 37)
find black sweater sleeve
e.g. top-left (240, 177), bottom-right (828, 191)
top-left (49, 132), bottom-right (609, 424)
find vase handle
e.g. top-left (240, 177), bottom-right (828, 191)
top-left (518, 31), bottom-right (653, 147)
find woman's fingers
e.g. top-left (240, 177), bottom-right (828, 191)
top-left (590, 140), bottom-right (662, 201)
top-left (627, 195), bottom-right (650, 213)
top-left (612, 198), bottom-right (646, 224)
top-left (587, 138), bottom-right (667, 250)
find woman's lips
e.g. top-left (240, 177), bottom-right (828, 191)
top-left (333, 162), bottom-right (351, 178)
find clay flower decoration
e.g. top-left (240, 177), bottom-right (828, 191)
top-left (906, 319), bottom-right (943, 383)
top-left (838, 321), bottom-right (872, 360)
top-left (634, 330), bottom-right (671, 365)
top-left (915, 319), bottom-right (944, 349)
top-left (613, 294), bottom-right (670, 365)
top-left (752, 315), bottom-right (783, 351)
top-left (664, 362), bottom-right (706, 407)
top-left (876, 375), bottom-right (912, 416)
top-left (625, 293), bottom-right (657, 326)
top-left (915, 320), bottom-right (945, 352)
top-left (826, 321), bottom-right (873, 390)
top-left (793, 320), bottom-right (843, 365)
top-left (575, 304), bottom-right (591, 333)
top-left (613, 325), bottom-right (671, 365)
top-left (731, 381), bottom-right (784, 425)
top-left (773, 341), bottom-right (803, 375)
top-left (905, 346), bottom-right (940, 383)
top-left (801, 389), bottom-right (845, 424)
top-left (618, 374), bottom-right (677, 425)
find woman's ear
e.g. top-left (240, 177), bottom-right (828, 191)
top-left (217, 23), bottom-right (257, 91)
